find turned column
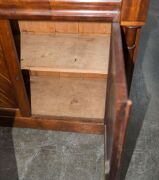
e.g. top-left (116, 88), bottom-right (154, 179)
top-left (120, 0), bottom-right (150, 92)
top-left (122, 26), bottom-right (141, 92)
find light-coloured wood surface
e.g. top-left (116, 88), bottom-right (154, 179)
top-left (19, 21), bottom-right (111, 34)
top-left (31, 76), bottom-right (106, 121)
top-left (26, 67), bottom-right (107, 79)
top-left (55, 22), bottom-right (79, 34)
top-left (78, 22), bottom-right (111, 34)
top-left (21, 33), bottom-right (110, 76)
top-left (19, 21), bottom-right (55, 34)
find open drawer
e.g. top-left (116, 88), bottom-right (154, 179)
top-left (20, 22), bottom-right (110, 122)
top-left (0, 21), bottom-right (131, 180)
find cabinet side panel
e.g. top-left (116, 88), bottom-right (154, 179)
top-left (0, 20), bottom-right (31, 116)
top-left (105, 23), bottom-right (132, 180)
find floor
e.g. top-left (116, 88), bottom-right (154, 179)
top-left (0, 128), bottom-right (104, 180)
top-left (0, 1), bottom-right (159, 180)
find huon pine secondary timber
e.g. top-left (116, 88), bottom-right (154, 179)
top-left (0, 1), bottom-right (150, 180)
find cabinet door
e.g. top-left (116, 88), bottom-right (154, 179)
top-left (0, 20), bottom-right (30, 117)
top-left (105, 23), bottom-right (132, 180)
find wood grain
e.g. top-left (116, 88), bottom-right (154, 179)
top-left (0, 20), bottom-right (31, 116)
top-left (121, 0), bottom-right (150, 25)
top-left (0, 74), bottom-right (17, 108)
top-left (0, 31), bottom-right (18, 108)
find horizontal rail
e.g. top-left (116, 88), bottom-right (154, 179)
top-left (0, 1), bottom-right (121, 21)
top-left (0, 115), bottom-right (104, 134)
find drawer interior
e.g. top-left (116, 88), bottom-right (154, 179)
top-left (20, 21), bottom-right (111, 123)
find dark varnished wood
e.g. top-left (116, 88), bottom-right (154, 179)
top-left (0, 107), bottom-right (21, 117)
top-left (122, 26), bottom-right (140, 91)
top-left (0, 42), bottom-right (18, 108)
top-left (0, 0), bottom-right (150, 25)
top-left (124, 27), bottom-right (138, 60)
top-left (120, 0), bottom-right (150, 91)
top-left (0, 115), bottom-right (104, 134)
top-left (0, 0), bottom-right (121, 21)
top-left (121, 0), bottom-right (150, 26)
top-left (105, 23), bottom-right (132, 180)
top-left (0, 20), bottom-right (31, 116)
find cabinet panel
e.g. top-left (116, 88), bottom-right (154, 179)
top-left (0, 43), bottom-right (18, 108)
top-left (0, 20), bottom-right (31, 116)
top-left (105, 23), bottom-right (132, 180)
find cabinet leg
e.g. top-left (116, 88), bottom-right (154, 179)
top-left (122, 26), bottom-right (141, 92)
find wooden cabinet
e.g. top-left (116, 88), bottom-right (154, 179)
top-left (0, 1), bottom-right (150, 179)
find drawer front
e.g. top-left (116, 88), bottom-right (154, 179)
top-left (0, 20), bottom-right (30, 117)
top-left (105, 23), bottom-right (132, 180)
